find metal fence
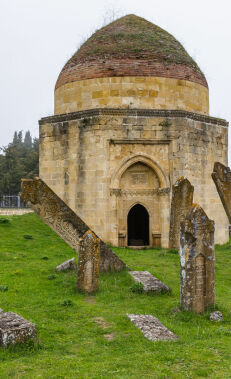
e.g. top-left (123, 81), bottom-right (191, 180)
top-left (0, 195), bottom-right (30, 209)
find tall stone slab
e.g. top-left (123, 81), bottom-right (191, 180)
top-left (180, 205), bottom-right (215, 314)
top-left (20, 178), bottom-right (126, 272)
top-left (77, 230), bottom-right (100, 293)
top-left (169, 177), bottom-right (194, 249)
top-left (212, 162), bottom-right (231, 223)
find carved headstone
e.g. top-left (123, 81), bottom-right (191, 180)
top-left (212, 162), bottom-right (231, 223)
top-left (77, 230), bottom-right (100, 293)
top-left (169, 177), bottom-right (194, 249)
top-left (180, 205), bottom-right (215, 313)
top-left (20, 178), bottom-right (126, 273)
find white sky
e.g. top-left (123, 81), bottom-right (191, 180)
top-left (1, 0), bottom-right (231, 160)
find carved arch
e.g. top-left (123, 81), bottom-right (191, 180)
top-left (110, 153), bottom-right (169, 189)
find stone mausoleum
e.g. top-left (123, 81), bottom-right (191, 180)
top-left (39, 15), bottom-right (229, 248)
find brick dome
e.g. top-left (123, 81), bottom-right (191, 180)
top-left (54, 15), bottom-right (209, 115)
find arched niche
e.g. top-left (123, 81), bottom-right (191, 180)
top-left (110, 153), bottom-right (169, 190)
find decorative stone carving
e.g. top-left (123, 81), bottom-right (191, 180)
top-left (21, 178), bottom-right (126, 272)
top-left (110, 188), bottom-right (170, 197)
top-left (77, 230), bottom-right (100, 293)
top-left (180, 204), bottom-right (215, 314)
top-left (127, 314), bottom-right (178, 342)
top-left (0, 312), bottom-right (37, 347)
top-left (169, 177), bottom-right (194, 249)
top-left (212, 162), bottom-right (231, 223)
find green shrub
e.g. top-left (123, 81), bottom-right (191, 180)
top-left (0, 218), bottom-right (10, 224)
top-left (48, 274), bottom-right (57, 280)
top-left (60, 299), bottom-right (73, 307)
top-left (0, 285), bottom-right (8, 292)
top-left (24, 235), bottom-right (33, 239)
top-left (130, 282), bottom-right (144, 294)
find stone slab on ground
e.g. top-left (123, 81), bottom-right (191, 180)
top-left (0, 312), bottom-right (37, 347)
top-left (129, 271), bottom-right (171, 293)
top-left (127, 314), bottom-right (178, 342)
top-left (56, 257), bottom-right (77, 272)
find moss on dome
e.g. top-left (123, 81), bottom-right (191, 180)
top-left (69, 14), bottom-right (203, 75)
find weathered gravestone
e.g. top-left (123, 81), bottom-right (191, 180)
top-left (77, 230), bottom-right (100, 293)
top-left (180, 204), bottom-right (215, 313)
top-left (129, 271), bottom-right (171, 293)
top-left (56, 258), bottom-right (77, 272)
top-left (169, 177), bottom-right (194, 249)
top-left (127, 314), bottom-right (178, 342)
top-left (20, 178), bottom-right (126, 273)
top-left (212, 162), bottom-right (231, 223)
top-left (0, 312), bottom-right (37, 348)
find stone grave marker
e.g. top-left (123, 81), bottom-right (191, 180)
top-left (212, 162), bottom-right (231, 223)
top-left (127, 314), bottom-right (178, 342)
top-left (129, 271), bottom-right (171, 293)
top-left (169, 177), bottom-right (194, 249)
top-left (180, 204), bottom-right (215, 313)
top-left (77, 230), bottom-right (100, 293)
top-left (21, 178), bottom-right (126, 273)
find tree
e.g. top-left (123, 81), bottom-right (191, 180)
top-left (0, 131), bottom-right (39, 197)
top-left (24, 131), bottom-right (32, 150)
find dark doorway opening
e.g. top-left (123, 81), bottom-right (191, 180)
top-left (127, 204), bottom-right (149, 246)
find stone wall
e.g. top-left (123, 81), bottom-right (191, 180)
top-left (39, 108), bottom-right (229, 247)
top-left (55, 77), bottom-right (209, 115)
top-left (0, 209), bottom-right (33, 216)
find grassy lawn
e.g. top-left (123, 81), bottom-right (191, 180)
top-left (0, 213), bottom-right (231, 378)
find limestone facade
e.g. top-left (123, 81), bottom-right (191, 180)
top-left (55, 76), bottom-right (209, 116)
top-left (39, 109), bottom-right (229, 248)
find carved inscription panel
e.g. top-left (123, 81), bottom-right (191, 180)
top-left (120, 163), bottom-right (160, 190)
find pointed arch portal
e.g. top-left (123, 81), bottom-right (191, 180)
top-left (127, 204), bottom-right (149, 246)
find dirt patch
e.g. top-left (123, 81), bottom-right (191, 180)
top-left (104, 333), bottom-right (115, 341)
top-left (93, 316), bottom-right (112, 330)
top-left (85, 296), bottom-right (96, 305)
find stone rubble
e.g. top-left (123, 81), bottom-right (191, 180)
top-left (210, 311), bottom-right (223, 322)
top-left (127, 314), bottom-right (178, 342)
top-left (129, 271), bottom-right (171, 293)
top-left (56, 257), bottom-right (77, 272)
top-left (0, 312), bottom-right (37, 348)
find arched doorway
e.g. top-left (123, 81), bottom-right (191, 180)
top-left (127, 204), bottom-right (149, 246)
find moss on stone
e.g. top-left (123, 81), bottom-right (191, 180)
top-left (69, 14), bottom-right (204, 76)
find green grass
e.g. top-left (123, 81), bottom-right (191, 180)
top-left (0, 213), bottom-right (231, 378)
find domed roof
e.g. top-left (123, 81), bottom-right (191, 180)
top-left (55, 14), bottom-right (207, 90)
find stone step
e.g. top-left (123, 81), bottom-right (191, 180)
top-left (129, 270), bottom-right (171, 293)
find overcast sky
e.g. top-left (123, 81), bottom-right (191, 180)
top-left (1, 0), bottom-right (231, 160)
